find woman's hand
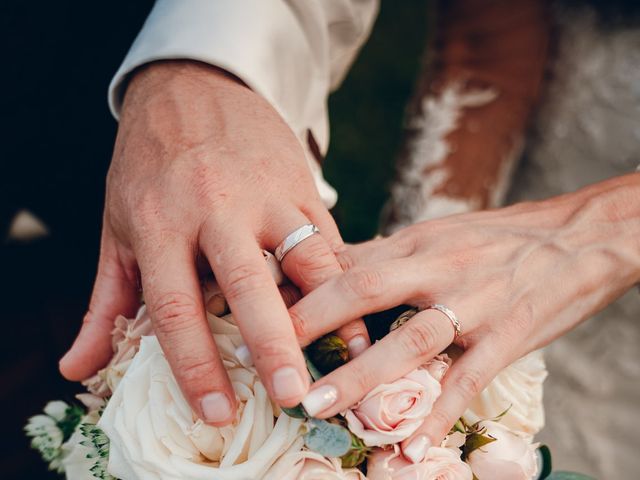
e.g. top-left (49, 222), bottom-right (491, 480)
top-left (290, 173), bottom-right (640, 461)
top-left (58, 60), bottom-right (369, 426)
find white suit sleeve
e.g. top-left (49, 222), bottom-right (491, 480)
top-left (109, 0), bottom-right (379, 207)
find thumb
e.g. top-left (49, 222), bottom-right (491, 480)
top-left (59, 234), bottom-right (139, 381)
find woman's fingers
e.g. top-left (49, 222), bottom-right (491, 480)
top-left (301, 309), bottom-right (455, 418)
top-left (275, 211), bottom-right (370, 357)
top-left (290, 258), bottom-right (427, 346)
top-left (335, 231), bottom-right (418, 271)
top-left (402, 342), bottom-right (504, 463)
top-left (59, 233), bottom-right (139, 381)
top-left (138, 237), bottom-right (237, 426)
top-left (203, 226), bottom-right (309, 408)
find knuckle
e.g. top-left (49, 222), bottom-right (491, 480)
top-left (454, 369), bottom-right (485, 399)
top-left (428, 408), bottom-right (453, 434)
top-left (341, 268), bottom-right (385, 300)
top-left (252, 334), bottom-right (292, 362)
top-left (289, 307), bottom-right (311, 342)
top-left (222, 263), bottom-right (270, 303)
top-left (290, 237), bottom-right (337, 285)
top-left (389, 228), bottom-right (418, 257)
top-left (179, 358), bottom-right (221, 388)
top-left (336, 250), bottom-right (355, 271)
top-left (398, 320), bottom-right (439, 357)
top-left (150, 292), bottom-right (200, 334)
top-left (511, 301), bottom-right (535, 334)
top-left (353, 366), bottom-right (378, 394)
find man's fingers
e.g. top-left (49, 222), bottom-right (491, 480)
top-left (59, 235), bottom-right (139, 381)
top-left (203, 227), bottom-right (309, 408)
top-left (300, 309), bottom-right (454, 418)
top-left (290, 258), bottom-right (426, 345)
top-left (275, 213), bottom-right (370, 357)
top-left (278, 283), bottom-right (302, 308)
top-left (401, 343), bottom-right (501, 463)
top-left (139, 238), bottom-right (237, 426)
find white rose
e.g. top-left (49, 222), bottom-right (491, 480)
top-left (61, 410), bottom-right (101, 480)
top-left (264, 449), bottom-right (365, 480)
top-left (467, 421), bottom-right (538, 480)
top-left (99, 311), bottom-right (304, 480)
top-left (466, 350), bottom-right (547, 436)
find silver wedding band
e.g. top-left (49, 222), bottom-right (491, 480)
top-left (427, 304), bottom-right (462, 338)
top-left (274, 224), bottom-right (320, 262)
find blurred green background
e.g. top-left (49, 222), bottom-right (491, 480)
top-left (325, 0), bottom-right (430, 242)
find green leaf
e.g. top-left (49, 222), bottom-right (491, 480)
top-left (545, 473), bottom-right (597, 480)
top-left (282, 404), bottom-right (308, 419)
top-left (341, 432), bottom-right (370, 468)
top-left (306, 335), bottom-right (349, 374)
top-left (304, 352), bottom-right (325, 382)
top-left (462, 432), bottom-right (497, 459)
top-left (536, 445), bottom-right (552, 479)
top-left (304, 418), bottom-right (352, 458)
top-left (79, 423), bottom-right (115, 480)
top-left (58, 404), bottom-right (85, 441)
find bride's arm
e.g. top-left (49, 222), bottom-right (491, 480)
top-left (383, 0), bottom-right (551, 232)
top-left (289, 172), bottom-right (640, 460)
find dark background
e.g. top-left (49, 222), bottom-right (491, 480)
top-left (0, 1), bottom-right (428, 478)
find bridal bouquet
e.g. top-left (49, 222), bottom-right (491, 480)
top-left (27, 268), bottom-right (592, 480)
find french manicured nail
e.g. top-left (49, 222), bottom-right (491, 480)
top-left (235, 345), bottom-right (253, 367)
top-left (302, 385), bottom-right (338, 416)
top-left (201, 392), bottom-right (233, 424)
top-left (272, 366), bottom-right (307, 401)
top-left (348, 335), bottom-right (369, 358)
top-left (403, 435), bottom-right (431, 463)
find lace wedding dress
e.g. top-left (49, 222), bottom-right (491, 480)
top-left (382, 3), bottom-right (640, 478)
top-left (509, 6), bottom-right (640, 478)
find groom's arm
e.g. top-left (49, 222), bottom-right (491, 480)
top-left (110, 0), bottom-right (379, 180)
top-left (60, 0), bottom-right (379, 425)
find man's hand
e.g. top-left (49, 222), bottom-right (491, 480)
top-left (59, 60), bottom-right (369, 425)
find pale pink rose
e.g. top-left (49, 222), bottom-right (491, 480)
top-left (423, 447), bottom-right (473, 480)
top-left (82, 305), bottom-right (153, 397)
top-left (265, 450), bottom-right (365, 480)
top-left (368, 445), bottom-right (472, 480)
top-left (467, 421), bottom-right (538, 480)
top-left (344, 367), bottom-right (443, 447)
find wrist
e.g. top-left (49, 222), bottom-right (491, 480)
top-left (560, 173), bottom-right (640, 287)
top-left (120, 60), bottom-right (249, 124)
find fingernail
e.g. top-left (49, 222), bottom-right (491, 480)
top-left (200, 392), bottom-right (233, 424)
top-left (403, 435), bottom-right (431, 464)
top-left (302, 384), bottom-right (338, 417)
top-left (234, 345), bottom-right (253, 367)
top-left (348, 335), bottom-right (369, 358)
top-left (272, 366), bottom-right (307, 401)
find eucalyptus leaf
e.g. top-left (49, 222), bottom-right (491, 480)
top-left (281, 404), bottom-right (308, 419)
top-left (304, 352), bottom-right (325, 382)
top-left (536, 445), bottom-right (552, 479)
top-left (304, 418), bottom-right (352, 458)
top-left (545, 473), bottom-right (596, 480)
